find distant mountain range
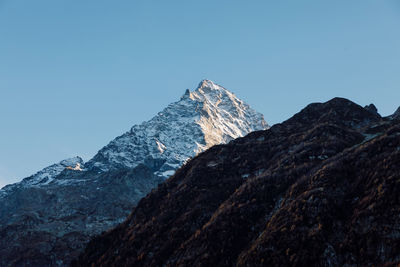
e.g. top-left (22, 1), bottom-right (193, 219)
top-left (0, 80), bottom-right (267, 266)
top-left (75, 98), bottom-right (400, 266)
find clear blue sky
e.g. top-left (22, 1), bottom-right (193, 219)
top-left (0, 0), bottom-right (399, 187)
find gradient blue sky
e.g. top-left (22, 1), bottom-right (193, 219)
top-left (0, 0), bottom-right (399, 187)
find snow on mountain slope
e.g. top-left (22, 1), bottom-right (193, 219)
top-left (87, 79), bottom-right (268, 177)
top-left (0, 156), bottom-right (83, 198)
top-left (26, 156), bottom-right (84, 185)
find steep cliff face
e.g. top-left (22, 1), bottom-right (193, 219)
top-left (76, 98), bottom-right (400, 266)
top-left (0, 80), bottom-right (267, 266)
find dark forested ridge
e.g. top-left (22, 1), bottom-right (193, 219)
top-left (75, 98), bottom-right (400, 266)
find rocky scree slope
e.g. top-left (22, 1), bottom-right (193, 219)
top-left (76, 98), bottom-right (400, 266)
top-left (0, 80), bottom-right (267, 266)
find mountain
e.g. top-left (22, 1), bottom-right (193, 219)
top-left (0, 157), bottom-right (83, 198)
top-left (75, 98), bottom-right (400, 266)
top-left (391, 106), bottom-right (400, 120)
top-left (364, 103), bottom-right (378, 115)
top-left (86, 79), bottom-right (267, 176)
top-left (0, 80), bottom-right (267, 266)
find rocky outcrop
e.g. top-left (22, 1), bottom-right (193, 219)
top-left (391, 106), bottom-right (400, 120)
top-left (364, 103), bottom-right (378, 115)
top-left (76, 98), bottom-right (400, 266)
top-left (0, 80), bottom-right (267, 266)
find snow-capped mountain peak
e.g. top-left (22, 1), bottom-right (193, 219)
top-left (86, 80), bottom-right (268, 177)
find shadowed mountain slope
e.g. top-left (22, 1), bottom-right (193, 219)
top-left (75, 98), bottom-right (400, 266)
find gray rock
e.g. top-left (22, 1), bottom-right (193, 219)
top-left (364, 103), bottom-right (378, 115)
top-left (391, 106), bottom-right (400, 120)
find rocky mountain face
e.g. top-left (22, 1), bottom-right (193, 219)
top-left (391, 106), bottom-right (400, 120)
top-left (75, 98), bottom-right (400, 266)
top-left (86, 79), bottom-right (267, 177)
top-left (0, 157), bottom-right (83, 199)
top-left (364, 103), bottom-right (378, 116)
top-left (0, 80), bottom-right (267, 266)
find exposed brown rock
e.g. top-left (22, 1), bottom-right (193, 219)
top-left (74, 98), bottom-right (400, 266)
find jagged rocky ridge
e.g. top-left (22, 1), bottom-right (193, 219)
top-left (86, 80), bottom-right (267, 176)
top-left (0, 80), bottom-right (267, 266)
top-left (391, 106), bottom-right (400, 120)
top-left (76, 98), bottom-right (400, 266)
top-left (0, 157), bottom-right (83, 199)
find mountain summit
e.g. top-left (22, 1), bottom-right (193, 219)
top-left (0, 80), bottom-right (267, 266)
top-left (86, 79), bottom-right (267, 177)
